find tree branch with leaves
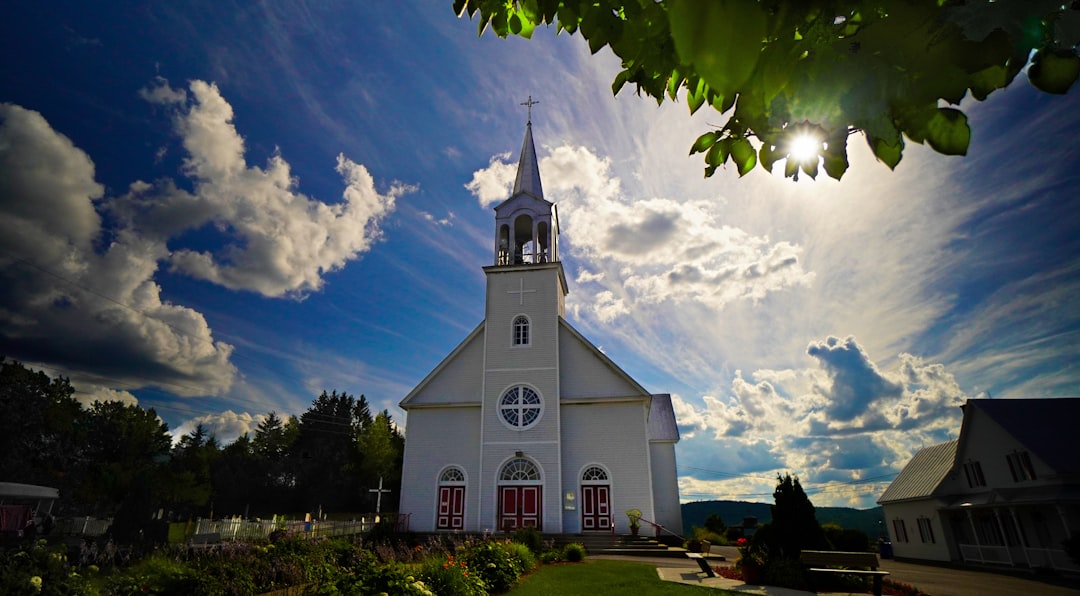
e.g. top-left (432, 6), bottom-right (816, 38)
top-left (455, 0), bottom-right (1080, 181)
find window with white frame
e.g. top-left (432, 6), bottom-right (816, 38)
top-left (500, 458), bottom-right (540, 481)
top-left (498, 385), bottom-right (543, 430)
top-left (892, 519), bottom-right (909, 543)
top-left (1006, 450), bottom-right (1036, 482)
top-left (582, 466), bottom-right (609, 482)
top-left (917, 517), bottom-right (935, 543)
top-left (963, 460), bottom-right (986, 487)
top-left (512, 315), bottom-right (530, 346)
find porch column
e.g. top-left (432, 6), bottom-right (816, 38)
top-left (1058, 505), bottom-right (1073, 539)
top-left (966, 510), bottom-right (983, 562)
top-left (993, 508), bottom-right (1014, 565)
top-left (1008, 507), bottom-right (1032, 568)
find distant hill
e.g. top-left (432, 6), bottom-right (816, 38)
top-left (681, 500), bottom-right (886, 540)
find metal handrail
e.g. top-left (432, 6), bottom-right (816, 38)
top-left (637, 515), bottom-right (686, 542)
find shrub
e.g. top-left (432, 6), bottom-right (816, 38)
top-left (503, 540), bottom-right (537, 575)
top-left (417, 553), bottom-right (487, 596)
top-left (0, 540), bottom-right (94, 596)
top-left (539, 550), bottom-right (563, 564)
top-left (823, 523), bottom-right (871, 552)
top-left (563, 542), bottom-right (586, 562)
top-left (762, 556), bottom-right (809, 591)
top-left (460, 540), bottom-right (520, 593)
top-left (104, 553), bottom-right (215, 595)
top-left (511, 526), bottom-right (544, 555)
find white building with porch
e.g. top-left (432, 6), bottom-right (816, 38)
top-left (397, 116), bottom-right (682, 536)
top-left (879, 398), bottom-right (1080, 572)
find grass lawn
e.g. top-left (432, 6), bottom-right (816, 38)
top-left (510, 560), bottom-right (737, 595)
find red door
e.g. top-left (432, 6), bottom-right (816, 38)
top-left (581, 485), bottom-right (611, 531)
top-left (499, 486), bottom-right (541, 530)
top-left (437, 486), bottom-right (464, 530)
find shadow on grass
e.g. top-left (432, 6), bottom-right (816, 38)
top-left (511, 559), bottom-right (735, 595)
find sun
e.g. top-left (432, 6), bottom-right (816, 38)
top-left (788, 131), bottom-right (823, 164)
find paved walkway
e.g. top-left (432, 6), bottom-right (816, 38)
top-left (596, 546), bottom-right (1080, 596)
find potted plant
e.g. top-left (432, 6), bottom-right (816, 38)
top-left (735, 537), bottom-right (766, 584)
top-left (625, 509), bottom-right (642, 536)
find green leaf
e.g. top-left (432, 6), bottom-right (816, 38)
top-left (759, 143), bottom-right (782, 173)
top-left (669, 0), bottom-right (766, 98)
top-left (869, 136), bottom-right (904, 170)
top-left (668, 68), bottom-right (683, 101)
top-left (968, 65), bottom-right (1008, 101)
top-left (924, 108), bottom-right (970, 155)
top-left (687, 77), bottom-right (707, 114)
top-left (1028, 48), bottom-right (1080, 95)
top-left (730, 137), bottom-right (757, 177)
top-left (612, 70), bottom-right (631, 96)
top-left (690, 131), bottom-right (720, 155)
top-left (509, 13), bottom-right (522, 35)
top-left (822, 131), bottom-right (849, 180)
top-left (784, 156), bottom-right (799, 179)
top-left (800, 157), bottom-right (819, 180)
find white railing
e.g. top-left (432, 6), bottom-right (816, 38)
top-left (959, 543), bottom-right (1080, 572)
top-left (959, 543), bottom-right (1010, 564)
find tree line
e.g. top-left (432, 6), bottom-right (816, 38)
top-left (0, 358), bottom-right (404, 535)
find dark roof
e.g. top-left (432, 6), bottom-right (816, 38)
top-left (647, 394), bottom-right (680, 442)
top-left (967, 397), bottom-right (1080, 474)
top-left (878, 440), bottom-right (957, 504)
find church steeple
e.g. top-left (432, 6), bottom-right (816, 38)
top-left (512, 117), bottom-right (544, 200)
top-left (494, 101), bottom-right (558, 267)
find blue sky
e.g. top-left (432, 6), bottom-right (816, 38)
top-left (2, 1), bottom-right (1078, 509)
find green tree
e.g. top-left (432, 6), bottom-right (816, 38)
top-left (704, 512), bottom-right (727, 536)
top-left (455, 0), bottom-right (1080, 180)
top-left (166, 424), bottom-right (222, 515)
top-left (0, 358), bottom-right (84, 496)
top-left (78, 400), bottom-right (171, 513)
top-left (755, 473), bottom-right (829, 559)
top-left (293, 391), bottom-right (373, 512)
top-left (356, 410), bottom-right (405, 512)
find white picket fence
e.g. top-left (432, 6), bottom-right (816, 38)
top-left (191, 515), bottom-right (404, 542)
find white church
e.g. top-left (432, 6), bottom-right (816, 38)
top-left (398, 113), bottom-right (683, 535)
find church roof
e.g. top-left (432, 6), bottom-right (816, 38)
top-left (877, 439), bottom-right (957, 504)
top-left (511, 122), bottom-right (543, 201)
top-left (964, 397), bottom-right (1080, 475)
top-left (647, 394), bottom-right (680, 442)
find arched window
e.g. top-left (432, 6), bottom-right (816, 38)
top-left (500, 458), bottom-right (541, 482)
top-left (440, 467), bottom-right (465, 483)
top-left (582, 465), bottom-right (609, 483)
top-left (498, 385), bottom-right (543, 430)
top-left (512, 315), bottom-right (530, 346)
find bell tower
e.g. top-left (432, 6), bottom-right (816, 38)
top-left (478, 104), bottom-right (568, 532)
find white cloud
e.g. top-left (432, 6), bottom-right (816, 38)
top-left (171, 409), bottom-right (261, 445)
top-left (671, 335), bottom-right (967, 506)
top-left (119, 80), bottom-right (414, 298)
top-left (466, 144), bottom-right (815, 317)
top-left (72, 384), bottom-right (139, 407)
top-left (0, 103), bottom-right (237, 397)
top-left (464, 152), bottom-right (514, 207)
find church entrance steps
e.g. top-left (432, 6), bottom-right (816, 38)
top-left (545, 534), bottom-right (697, 559)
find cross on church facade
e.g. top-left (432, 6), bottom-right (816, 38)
top-left (521, 96), bottom-right (539, 124)
top-left (507, 278), bottom-right (537, 305)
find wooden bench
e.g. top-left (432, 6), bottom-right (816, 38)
top-left (800, 550), bottom-right (889, 596)
top-left (187, 532), bottom-right (221, 553)
top-left (685, 552), bottom-right (716, 577)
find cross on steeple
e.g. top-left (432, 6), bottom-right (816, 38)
top-left (521, 96), bottom-right (539, 124)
